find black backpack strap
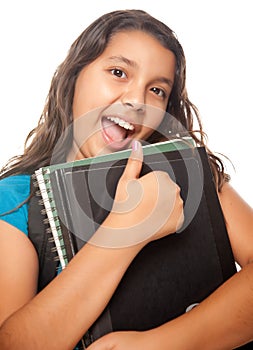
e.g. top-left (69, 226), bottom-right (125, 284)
top-left (28, 180), bottom-right (58, 291)
top-left (28, 180), bottom-right (86, 349)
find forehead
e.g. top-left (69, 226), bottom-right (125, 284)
top-left (98, 30), bottom-right (176, 78)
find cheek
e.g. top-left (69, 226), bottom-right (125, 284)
top-left (73, 83), bottom-right (118, 119)
top-left (73, 86), bottom-right (98, 119)
top-left (143, 107), bottom-right (165, 130)
top-left (73, 69), bottom-right (104, 118)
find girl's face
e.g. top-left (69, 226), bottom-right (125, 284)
top-left (70, 30), bottom-right (176, 160)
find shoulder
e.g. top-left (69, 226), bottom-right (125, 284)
top-left (0, 174), bottom-right (31, 235)
top-left (0, 174), bottom-right (31, 206)
top-left (218, 182), bottom-right (253, 266)
top-left (0, 173), bottom-right (30, 186)
top-left (218, 182), bottom-right (253, 214)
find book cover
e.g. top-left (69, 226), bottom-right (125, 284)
top-left (34, 137), bottom-right (237, 348)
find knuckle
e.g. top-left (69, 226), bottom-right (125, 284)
top-left (178, 201), bottom-right (184, 216)
top-left (154, 170), bottom-right (167, 179)
top-left (179, 194), bottom-right (184, 206)
top-left (175, 183), bottom-right (181, 194)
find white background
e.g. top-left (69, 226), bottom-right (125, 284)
top-left (0, 0), bottom-right (252, 207)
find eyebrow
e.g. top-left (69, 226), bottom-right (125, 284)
top-left (108, 55), bottom-right (174, 88)
top-left (155, 76), bottom-right (174, 88)
top-left (108, 55), bottom-right (137, 68)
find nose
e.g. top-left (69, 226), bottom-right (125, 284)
top-left (121, 86), bottom-right (146, 113)
top-left (123, 101), bottom-right (145, 113)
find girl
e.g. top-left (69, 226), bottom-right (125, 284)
top-left (0, 9), bottom-right (253, 349)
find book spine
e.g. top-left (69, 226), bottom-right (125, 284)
top-left (35, 168), bottom-right (68, 269)
top-left (50, 169), bottom-right (77, 261)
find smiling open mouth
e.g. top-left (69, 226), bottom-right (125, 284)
top-left (101, 116), bottom-right (135, 146)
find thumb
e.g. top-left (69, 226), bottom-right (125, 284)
top-left (121, 140), bottom-right (143, 180)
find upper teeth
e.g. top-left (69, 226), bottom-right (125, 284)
top-left (106, 116), bottom-right (134, 131)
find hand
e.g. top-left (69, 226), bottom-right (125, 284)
top-left (96, 140), bottom-right (184, 248)
top-left (87, 330), bottom-right (153, 350)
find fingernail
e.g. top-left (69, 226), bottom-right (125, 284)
top-left (132, 140), bottom-right (139, 151)
top-left (131, 140), bottom-right (143, 161)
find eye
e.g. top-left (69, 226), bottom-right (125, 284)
top-left (110, 68), bottom-right (127, 79)
top-left (151, 87), bottom-right (166, 98)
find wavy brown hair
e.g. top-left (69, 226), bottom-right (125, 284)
top-left (0, 9), bottom-right (228, 190)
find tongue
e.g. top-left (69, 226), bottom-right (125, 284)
top-left (102, 118), bottom-right (127, 142)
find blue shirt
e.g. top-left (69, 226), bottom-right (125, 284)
top-left (0, 175), bottom-right (30, 235)
top-left (1, 174), bottom-right (90, 349)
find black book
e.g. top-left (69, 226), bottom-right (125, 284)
top-left (34, 138), bottom-right (240, 349)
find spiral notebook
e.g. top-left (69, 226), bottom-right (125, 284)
top-left (34, 137), bottom-right (194, 269)
top-left (34, 137), bottom-right (238, 349)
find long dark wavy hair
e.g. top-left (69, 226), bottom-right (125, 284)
top-left (0, 9), bottom-right (228, 190)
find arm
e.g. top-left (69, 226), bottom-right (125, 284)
top-left (87, 182), bottom-right (253, 350)
top-left (0, 144), bottom-right (183, 350)
top-left (0, 221), bottom-right (39, 325)
top-left (0, 219), bottom-right (147, 350)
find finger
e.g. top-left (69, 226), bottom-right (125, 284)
top-left (86, 335), bottom-right (112, 350)
top-left (121, 140), bottom-right (143, 181)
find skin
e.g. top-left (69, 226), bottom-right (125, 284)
top-left (0, 30), bottom-right (253, 350)
top-left (0, 30), bottom-right (181, 349)
top-left (87, 183), bottom-right (253, 350)
top-left (68, 30), bottom-right (175, 160)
